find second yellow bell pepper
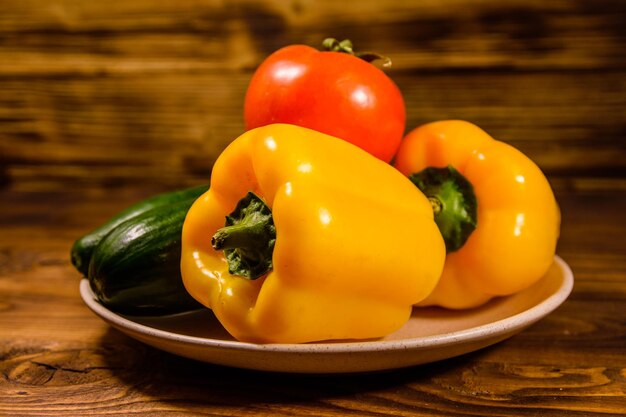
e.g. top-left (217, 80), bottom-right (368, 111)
top-left (181, 124), bottom-right (445, 343)
top-left (394, 120), bottom-right (560, 309)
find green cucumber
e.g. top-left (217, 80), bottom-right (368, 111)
top-left (88, 197), bottom-right (203, 316)
top-left (71, 184), bottom-right (208, 276)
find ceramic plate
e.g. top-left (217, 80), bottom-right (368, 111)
top-left (80, 256), bottom-right (573, 374)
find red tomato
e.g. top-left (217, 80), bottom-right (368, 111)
top-left (244, 44), bottom-right (406, 162)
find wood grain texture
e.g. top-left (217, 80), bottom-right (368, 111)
top-left (0, 186), bottom-right (624, 416)
top-left (0, 0), bottom-right (625, 415)
top-left (0, 0), bottom-right (625, 191)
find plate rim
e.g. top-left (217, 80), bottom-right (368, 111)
top-left (80, 255), bottom-right (573, 354)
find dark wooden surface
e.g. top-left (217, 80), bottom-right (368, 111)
top-left (1, 1), bottom-right (625, 415)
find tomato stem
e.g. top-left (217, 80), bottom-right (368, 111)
top-left (322, 38), bottom-right (392, 68)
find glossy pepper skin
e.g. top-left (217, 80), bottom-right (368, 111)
top-left (181, 124), bottom-right (445, 343)
top-left (394, 120), bottom-right (560, 309)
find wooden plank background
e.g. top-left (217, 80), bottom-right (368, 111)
top-left (0, 0), bottom-right (624, 192)
top-left (0, 1), bottom-right (625, 415)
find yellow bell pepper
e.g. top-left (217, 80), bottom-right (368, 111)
top-left (394, 120), bottom-right (560, 309)
top-left (181, 124), bottom-right (445, 343)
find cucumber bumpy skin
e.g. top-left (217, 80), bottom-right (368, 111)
top-left (87, 197), bottom-right (204, 316)
top-left (71, 184), bottom-right (208, 277)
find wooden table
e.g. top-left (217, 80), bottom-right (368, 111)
top-left (1, 1), bottom-right (625, 415)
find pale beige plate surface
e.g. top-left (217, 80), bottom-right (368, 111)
top-left (80, 256), bottom-right (573, 374)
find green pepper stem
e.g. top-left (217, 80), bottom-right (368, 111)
top-left (211, 192), bottom-right (275, 280)
top-left (428, 197), bottom-right (443, 216)
top-left (409, 166), bottom-right (478, 253)
top-left (212, 212), bottom-right (271, 251)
